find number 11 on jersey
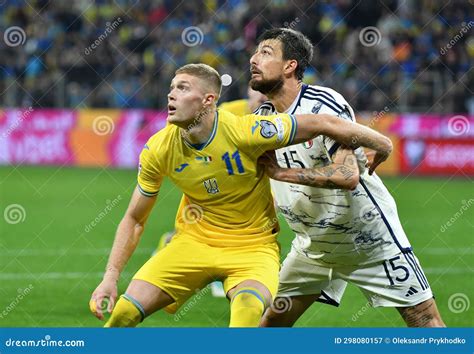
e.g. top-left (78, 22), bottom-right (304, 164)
top-left (222, 150), bottom-right (245, 175)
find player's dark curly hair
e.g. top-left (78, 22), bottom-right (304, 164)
top-left (257, 28), bottom-right (313, 81)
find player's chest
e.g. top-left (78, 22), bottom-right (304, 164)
top-left (166, 146), bottom-right (257, 198)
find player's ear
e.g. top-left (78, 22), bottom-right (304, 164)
top-left (202, 93), bottom-right (217, 107)
top-left (284, 59), bottom-right (298, 77)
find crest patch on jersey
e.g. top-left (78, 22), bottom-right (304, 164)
top-left (259, 120), bottom-right (278, 139)
top-left (303, 140), bottom-right (313, 149)
top-left (312, 101), bottom-right (322, 113)
top-left (196, 156), bottom-right (212, 164)
top-left (203, 178), bottom-right (219, 194)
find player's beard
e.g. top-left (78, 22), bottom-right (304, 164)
top-left (250, 75), bottom-right (284, 96)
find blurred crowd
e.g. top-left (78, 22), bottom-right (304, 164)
top-left (0, 0), bottom-right (472, 113)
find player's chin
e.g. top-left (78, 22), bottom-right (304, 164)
top-left (167, 113), bottom-right (178, 124)
top-left (249, 77), bottom-right (261, 87)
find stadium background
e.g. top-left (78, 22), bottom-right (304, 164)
top-left (0, 0), bottom-right (472, 327)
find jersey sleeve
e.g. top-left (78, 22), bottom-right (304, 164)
top-left (237, 113), bottom-right (297, 157)
top-left (137, 142), bottom-right (163, 197)
top-left (320, 103), bottom-right (356, 157)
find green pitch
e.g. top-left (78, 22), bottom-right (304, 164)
top-left (0, 166), bottom-right (472, 327)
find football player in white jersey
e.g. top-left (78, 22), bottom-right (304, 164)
top-left (251, 28), bottom-right (445, 327)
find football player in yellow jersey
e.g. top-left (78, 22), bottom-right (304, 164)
top-left (152, 85), bottom-right (266, 299)
top-left (89, 63), bottom-right (392, 327)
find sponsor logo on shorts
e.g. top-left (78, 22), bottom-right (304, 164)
top-left (405, 286), bottom-right (419, 297)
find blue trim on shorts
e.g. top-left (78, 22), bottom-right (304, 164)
top-left (358, 179), bottom-right (431, 291)
top-left (402, 252), bottom-right (427, 291)
top-left (404, 250), bottom-right (429, 290)
top-left (358, 179), bottom-right (412, 252)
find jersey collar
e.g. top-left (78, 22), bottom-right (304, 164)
top-left (287, 83), bottom-right (308, 115)
top-left (183, 111), bottom-right (219, 151)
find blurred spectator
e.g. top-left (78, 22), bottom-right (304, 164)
top-left (0, 0), bottom-right (472, 113)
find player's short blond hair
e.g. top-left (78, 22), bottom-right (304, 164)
top-left (175, 63), bottom-right (222, 98)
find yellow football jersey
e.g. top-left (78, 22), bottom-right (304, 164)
top-left (219, 99), bottom-right (250, 116)
top-left (137, 109), bottom-right (297, 247)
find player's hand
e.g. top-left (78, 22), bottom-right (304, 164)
top-left (364, 149), bottom-right (375, 171)
top-left (89, 277), bottom-right (118, 320)
top-left (258, 151), bottom-right (281, 178)
top-left (366, 149), bottom-right (389, 175)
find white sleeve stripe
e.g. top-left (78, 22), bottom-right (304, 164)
top-left (137, 184), bottom-right (159, 197)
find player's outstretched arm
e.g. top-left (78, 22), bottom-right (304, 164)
top-left (259, 147), bottom-right (359, 190)
top-left (293, 114), bottom-right (393, 174)
top-left (89, 186), bottom-right (157, 320)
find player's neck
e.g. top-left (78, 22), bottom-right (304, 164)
top-left (267, 80), bottom-right (302, 113)
top-left (180, 109), bottom-right (216, 145)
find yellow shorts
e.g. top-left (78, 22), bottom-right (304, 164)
top-left (133, 233), bottom-right (280, 314)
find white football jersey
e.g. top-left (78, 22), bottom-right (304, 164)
top-left (255, 84), bottom-right (412, 266)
